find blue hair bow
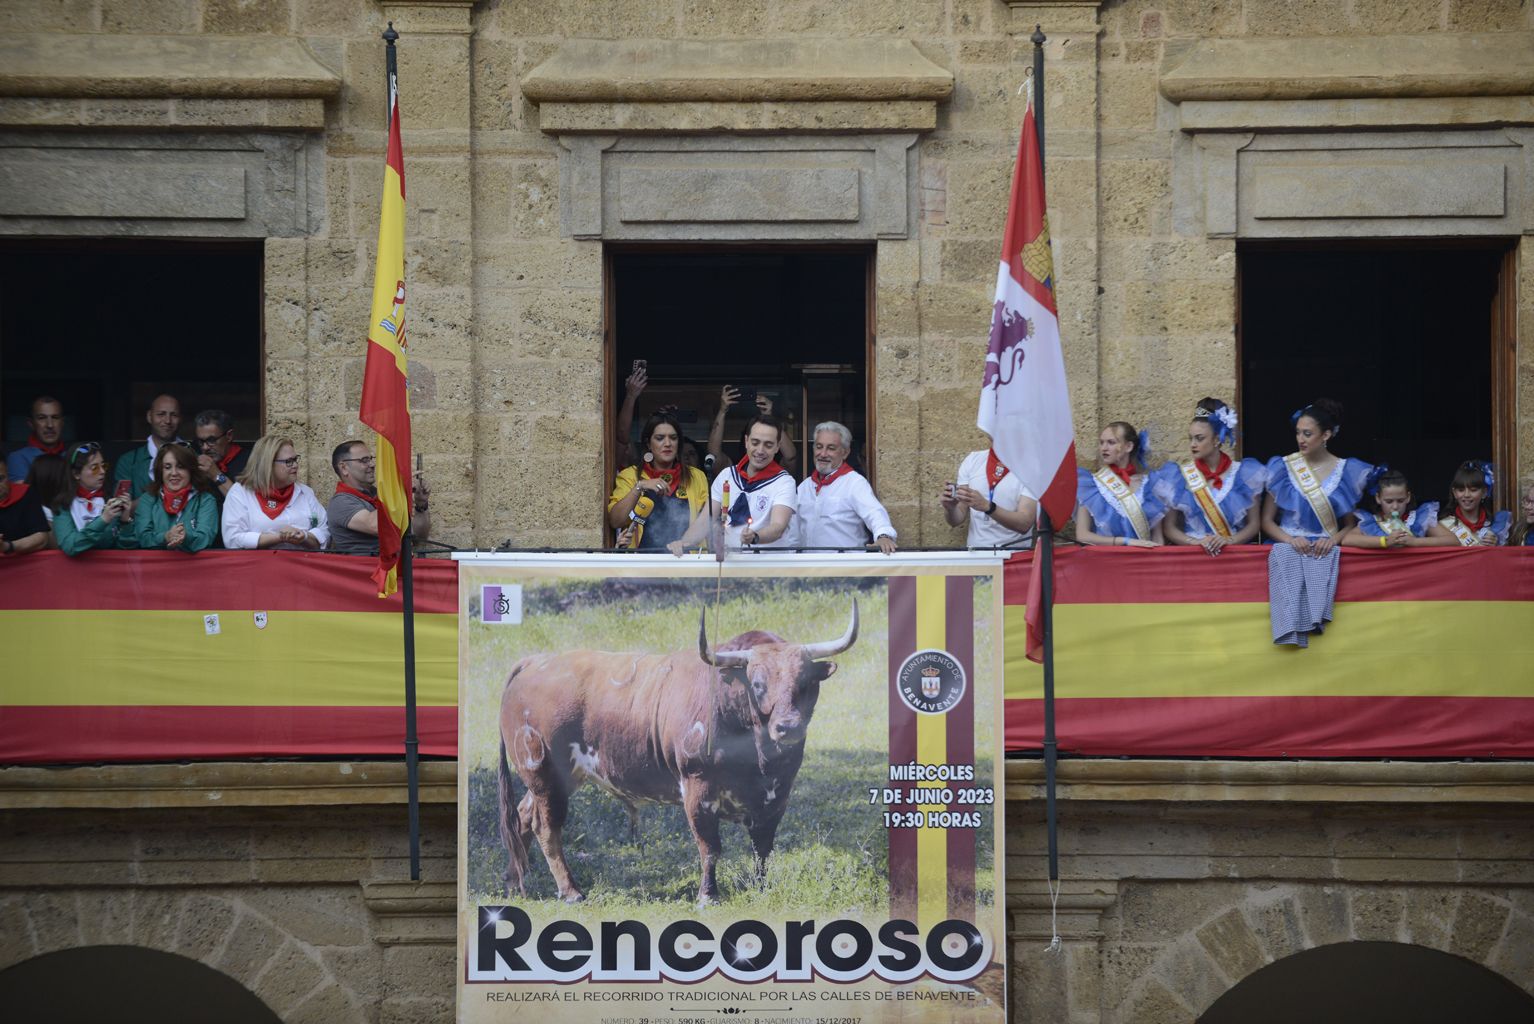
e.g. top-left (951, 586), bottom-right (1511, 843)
top-left (1365, 463), bottom-right (1389, 497)
top-left (1482, 461), bottom-right (1495, 490)
top-left (1136, 428), bottom-right (1150, 462)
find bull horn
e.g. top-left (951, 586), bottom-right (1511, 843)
top-left (698, 608), bottom-right (749, 668)
top-left (802, 598), bottom-right (859, 660)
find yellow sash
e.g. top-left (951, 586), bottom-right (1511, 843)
top-left (1094, 467), bottom-right (1151, 540)
top-left (1180, 461), bottom-right (1233, 538)
top-left (1439, 516), bottom-right (1483, 547)
top-left (1283, 453), bottom-right (1339, 537)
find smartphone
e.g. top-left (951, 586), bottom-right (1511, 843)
top-left (632, 359), bottom-right (647, 375)
top-left (735, 386), bottom-right (757, 407)
top-left (113, 480), bottom-right (133, 501)
top-left (945, 482), bottom-right (956, 500)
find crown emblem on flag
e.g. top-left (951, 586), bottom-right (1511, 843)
top-left (1020, 220), bottom-right (1053, 289)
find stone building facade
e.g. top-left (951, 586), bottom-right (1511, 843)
top-left (2, 1), bottom-right (1533, 1022)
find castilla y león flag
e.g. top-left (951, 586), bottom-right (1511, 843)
top-left (360, 71), bottom-right (413, 598)
top-left (976, 104), bottom-right (1076, 662)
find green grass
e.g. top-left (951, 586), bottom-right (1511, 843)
top-left (461, 573), bottom-right (997, 926)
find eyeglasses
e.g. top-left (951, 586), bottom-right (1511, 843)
top-left (275, 456), bottom-right (301, 468)
top-left (340, 456), bottom-right (376, 466)
top-left (194, 435), bottom-right (226, 449)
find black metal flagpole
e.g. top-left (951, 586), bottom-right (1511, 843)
top-left (1031, 24), bottom-right (1061, 888)
top-left (383, 20), bottom-right (423, 884)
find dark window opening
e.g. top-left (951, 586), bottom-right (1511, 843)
top-left (607, 248), bottom-right (871, 501)
top-left (1, 239), bottom-right (263, 467)
top-left (1239, 242), bottom-right (1513, 508)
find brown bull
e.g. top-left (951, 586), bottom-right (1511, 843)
top-left (496, 600), bottom-right (859, 905)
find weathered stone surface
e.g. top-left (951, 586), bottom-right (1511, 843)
top-left (1117, 978), bottom-right (1196, 1024)
top-left (1294, 885), bottom-right (1351, 947)
top-left (0, 897), bottom-right (36, 970)
top-left (174, 893), bottom-right (239, 965)
top-left (252, 939), bottom-right (330, 1017)
top-left (213, 908), bottom-right (287, 986)
top-left (1450, 891), bottom-right (1512, 963)
top-left (1195, 909), bottom-right (1266, 984)
top-left (1348, 888), bottom-right (1405, 941)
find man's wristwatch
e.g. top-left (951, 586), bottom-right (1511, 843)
top-left (2, 539), bottom-right (13, 554)
top-left (985, 500), bottom-right (998, 516)
top-left (214, 473), bottom-right (228, 485)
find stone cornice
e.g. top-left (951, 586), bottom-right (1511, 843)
top-left (1160, 32), bottom-right (1534, 104)
top-left (0, 33), bottom-right (342, 101)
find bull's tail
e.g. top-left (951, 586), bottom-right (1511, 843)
top-left (497, 735), bottom-right (530, 895)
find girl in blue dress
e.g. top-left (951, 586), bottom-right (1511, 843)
top-left (1439, 461), bottom-right (1511, 547)
top-left (1154, 398), bottom-right (1266, 556)
top-left (1075, 421), bottom-right (1165, 547)
top-left (1258, 399), bottom-right (1374, 647)
top-left (1513, 480), bottom-right (1533, 547)
top-left (1339, 468), bottom-right (1455, 549)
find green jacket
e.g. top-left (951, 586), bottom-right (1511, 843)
top-left (112, 445), bottom-right (155, 499)
top-left (134, 491), bottom-right (219, 553)
top-left (52, 504), bottom-right (139, 556)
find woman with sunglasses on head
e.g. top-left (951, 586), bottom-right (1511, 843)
top-left (135, 442), bottom-right (220, 553)
top-left (52, 442), bottom-right (139, 556)
top-left (221, 435), bottom-right (328, 551)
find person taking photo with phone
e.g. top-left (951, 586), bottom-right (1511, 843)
top-left (53, 442), bottom-right (139, 555)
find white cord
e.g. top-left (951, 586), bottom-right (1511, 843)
top-left (1045, 877), bottom-right (1062, 953)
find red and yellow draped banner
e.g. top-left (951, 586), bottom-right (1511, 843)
top-left (0, 551), bottom-right (456, 764)
top-left (359, 70), bottom-right (412, 597)
top-left (1003, 546), bottom-right (1534, 758)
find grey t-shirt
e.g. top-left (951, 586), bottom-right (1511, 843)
top-left (326, 491), bottom-right (378, 555)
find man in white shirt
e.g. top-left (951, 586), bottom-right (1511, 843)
top-left (793, 422), bottom-right (896, 554)
top-left (941, 448), bottom-right (1038, 549)
top-left (670, 414), bottom-right (796, 553)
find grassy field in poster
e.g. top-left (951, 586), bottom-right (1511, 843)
top-left (459, 571), bottom-right (997, 931)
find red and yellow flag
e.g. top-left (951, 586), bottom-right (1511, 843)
top-left (360, 72), bottom-right (412, 597)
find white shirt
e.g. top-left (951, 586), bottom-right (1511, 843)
top-left (221, 482), bottom-right (330, 550)
top-left (793, 468), bottom-right (895, 549)
top-left (710, 464), bottom-right (797, 549)
top-left (957, 450), bottom-right (1035, 549)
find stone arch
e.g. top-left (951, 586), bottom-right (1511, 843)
top-left (1113, 882), bottom-right (1534, 1021)
top-left (0, 945), bottom-right (283, 1024)
top-left (1199, 941), bottom-right (1534, 1023)
top-left (0, 890), bottom-right (367, 1024)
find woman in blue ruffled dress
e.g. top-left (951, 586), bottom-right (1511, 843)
top-left (1339, 468), bottom-right (1455, 549)
top-left (1259, 398), bottom-right (1374, 647)
top-left (1075, 421), bottom-right (1165, 547)
top-left (1154, 398), bottom-right (1266, 556)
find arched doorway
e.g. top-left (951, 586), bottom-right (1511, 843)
top-left (0, 945), bottom-right (282, 1024)
top-left (1200, 941), bottom-right (1534, 1024)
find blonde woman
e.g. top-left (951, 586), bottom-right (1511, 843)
top-left (221, 435), bottom-right (328, 550)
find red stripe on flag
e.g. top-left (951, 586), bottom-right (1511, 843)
top-left (0, 550), bottom-right (456, 613)
top-left (1002, 105), bottom-right (1055, 315)
top-left (360, 341), bottom-right (412, 452)
top-left (386, 94), bottom-right (404, 187)
top-left (0, 706), bottom-right (457, 764)
top-left (1004, 696), bottom-right (1534, 758)
top-left (1037, 445), bottom-right (1078, 546)
top-left (944, 576), bottom-right (976, 922)
top-left (887, 575), bottom-right (918, 920)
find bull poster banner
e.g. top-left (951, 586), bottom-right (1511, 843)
top-left (456, 553), bottom-right (1007, 1024)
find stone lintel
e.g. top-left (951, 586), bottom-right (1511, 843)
top-left (522, 38), bottom-right (953, 105)
top-left (0, 33), bottom-right (343, 101)
top-left (362, 880), bottom-right (457, 945)
top-left (1179, 95), bottom-right (1534, 133)
top-left (0, 761), bottom-right (458, 810)
top-left (1006, 1), bottom-right (1106, 35)
top-left (375, 0), bottom-right (476, 34)
top-left (1003, 758), bottom-right (1534, 803)
top-left (0, 97), bottom-right (327, 131)
top-left (1160, 32), bottom-right (1534, 103)
top-left (538, 100), bottom-right (938, 135)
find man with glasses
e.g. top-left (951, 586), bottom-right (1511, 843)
top-left (113, 393), bottom-right (183, 499)
top-left (326, 439), bottom-right (432, 555)
top-left (191, 409), bottom-right (248, 500)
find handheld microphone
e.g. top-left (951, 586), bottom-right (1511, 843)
top-left (627, 494), bottom-right (655, 550)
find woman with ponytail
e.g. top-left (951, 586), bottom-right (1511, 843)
top-left (1074, 421), bottom-right (1165, 547)
top-left (1154, 398), bottom-right (1266, 556)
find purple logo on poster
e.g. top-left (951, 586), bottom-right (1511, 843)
top-left (481, 584), bottom-right (522, 624)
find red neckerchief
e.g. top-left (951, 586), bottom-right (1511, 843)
top-left (985, 449), bottom-right (1010, 490)
top-left (217, 443), bottom-right (243, 474)
top-left (335, 481), bottom-right (383, 512)
top-left (257, 484), bottom-right (295, 520)
top-left (1455, 508), bottom-right (1488, 534)
top-left (161, 486), bottom-right (191, 517)
top-left (27, 434), bottom-right (65, 456)
top-left (1108, 463), bottom-right (1135, 487)
top-left (735, 456), bottom-right (785, 487)
top-left (641, 462), bottom-right (681, 497)
top-left (1197, 452), bottom-right (1232, 490)
top-left (0, 482), bottom-right (27, 509)
top-left (76, 485), bottom-right (103, 502)
top-left (812, 461), bottom-right (853, 494)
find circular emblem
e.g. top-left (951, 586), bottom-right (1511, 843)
top-left (895, 648), bottom-right (967, 716)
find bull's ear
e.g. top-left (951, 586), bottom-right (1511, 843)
top-left (815, 661), bottom-right (838, 681)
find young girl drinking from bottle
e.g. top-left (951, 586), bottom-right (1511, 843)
top-left (1439, 461), bottom-right (1510, 546)
top-left (1339, 467), bottom-right (1455, 549)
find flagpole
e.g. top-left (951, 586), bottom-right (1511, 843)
top-left (1030, 23), bottom-right (1061, 890)
top-left (381, 19), bottom-right (423, 884)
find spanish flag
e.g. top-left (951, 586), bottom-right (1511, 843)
top-left (360, 65), bottom-right (412, 597)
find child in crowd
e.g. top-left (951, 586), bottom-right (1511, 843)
top-left (1439, 461), bottom-right (1510, 546)
top-left (1339, 468), bottom-right (1455, 549)
top-left (1512, 480), bottom-right (1534, 547)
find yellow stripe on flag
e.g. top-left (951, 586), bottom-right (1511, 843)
top-left (914, 575), bottom-right (948, 933)
top-left (1004, 601), bottom-right (1534, 700)
top-left (5, 610), bottom-right (456, 706)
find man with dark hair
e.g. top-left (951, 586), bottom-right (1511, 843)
top-left (192, 409), bottom-right (248, 500)
top-left (669, 413), bottom-right (796, 554)
top-left (6, 396), bottom-right (66, 481)
top-left (325, 439), bottom-right (431, 555)
top-left (113, 393), bottom-right (183, 498)
top-left (0, 458), bottom-right (51, 558)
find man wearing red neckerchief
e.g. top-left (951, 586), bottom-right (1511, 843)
top-left (0, 458), bottom-right (51, 558)
top-left (792, 421), bottom-right (897, 554)
top-left (192, 409), bottom-right (250, 504)
top-left (6, 396), bottom-right (66, 483)
top-left (669, 414), bottom-right (797, 554)
top-left (325, 439), bottom-right (432, 556)
top-left (941, 447), bottom-right (1039, 549)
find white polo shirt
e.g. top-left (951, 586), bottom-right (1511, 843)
top-left (793, 468), bottom-right (895, 549)
top-left (957, 450), bottom-right (1035, 549)
top-left (710, 464), bottom-right (797, 549)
